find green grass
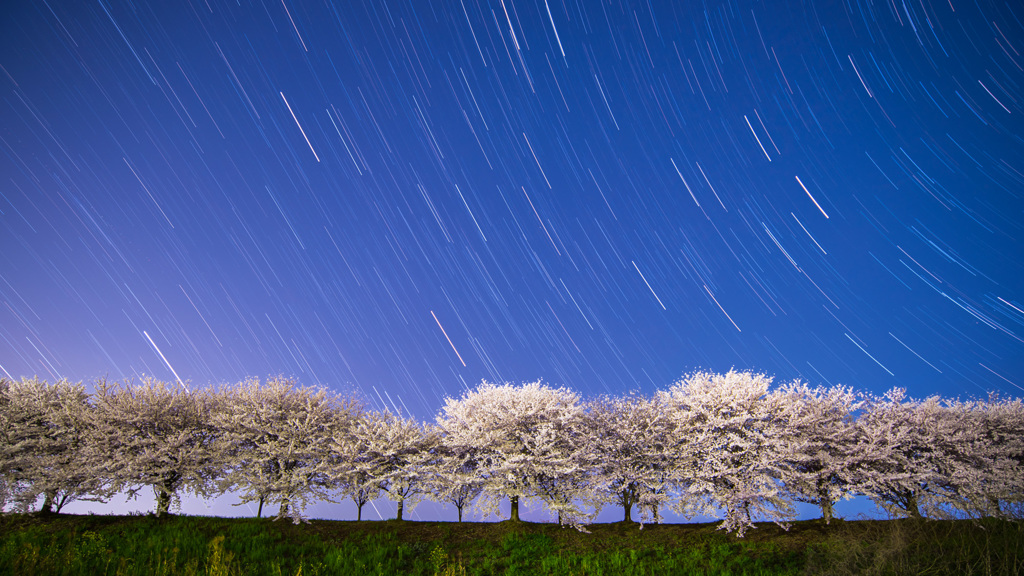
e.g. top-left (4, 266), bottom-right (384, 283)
top-left (0, 513), bottom-right (1020, 575)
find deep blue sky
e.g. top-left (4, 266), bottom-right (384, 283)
top-left (2, 0), bottom-right (1022, 421)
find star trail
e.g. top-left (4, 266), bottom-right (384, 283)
top-left (1, 0), bottom-right (1022, 428)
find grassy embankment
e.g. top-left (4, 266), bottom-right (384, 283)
top-left (0, 513), bottom-right (1021, 575)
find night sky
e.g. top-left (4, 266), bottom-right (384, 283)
top-left (2, 0), bottom-right (1023, 423)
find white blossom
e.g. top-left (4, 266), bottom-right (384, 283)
top-left (424, 440), bottom-right (483, 522)
top-left (659, 370), bottom-right (794, 536)
top-left (856, 392), bottom-right (1024, 520)
top-left (211, 377), bottom-right (356, 523)
top-left (85, 378), bottom-right (221, 517)
top-left (436, 380), bottom-right (588, 526)
top-left (851, 388), bottom-right (970, 519)
top-left (0, 377), bottom-right (112, 513)
top-left (584, 393), bottom-right (674, 525)
top-left (771, 381), bottom-right (860, 523)
top-left (342, 409), bottom-right (439, 521)
top-left (970, 395), bottom-right (1024, 518)
top-left (2, 373), bottom-right (1019, 528)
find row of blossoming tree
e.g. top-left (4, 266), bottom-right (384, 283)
top-left (1, 372), bottom-right (1021, 535)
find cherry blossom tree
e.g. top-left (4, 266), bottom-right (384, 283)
top-left (426, 442), bottom-right (483, 522)
top-left (871, 394), bottom-right (1022, 521)
top-left (0, 378), bottom-right (112, 513)
top-left (850, 388), bottom-right (967, 519)
top-left (212, 377), bottom-right (357, 522)
top-left (658, 370), bottom-right (794, 536)
top-left (86, 378), bottom-right (221, 517)
top-left (926, 399), bottom-right (994, 519)
top-left (529, 411), bottom-right (595, 527)
top-left (343, 410), bottom-right (439, 521)
top-left (4, 370), bottom-right (1021, 528)
top-left (969, 395), bottom-right (1024, 518)
top-left (435, 380), bottom-right (585, 523)
top-left (771, 381), bottom-right (860, 523)
top-left (330, 437), bottom-right (380, 522)
top-left (584, 393), bottom-right (674, 524)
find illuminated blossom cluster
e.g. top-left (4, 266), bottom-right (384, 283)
top-left (1, 373), bottom-right (1021, 534)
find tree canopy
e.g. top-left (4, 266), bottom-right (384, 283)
top-left (2, 373), bottom-right (1021, 533)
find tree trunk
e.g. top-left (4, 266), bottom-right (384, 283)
top-left (396, 497), bottom-right (405, 521)
top-left (988, 496), bottom-right (1002, 516)
top-left (357, 502), bottom-right (364, 521)
top-left (457, 504), bottom-right (463, 523)
top-left (39, 491), bottom-right (55, 514)
top-left (257, 496), bottom-right (265, 518)
top-left (509, 495), bottom-right (520, 522)
top-left (819, 495), bottom-right (834, 524)
top-left (155, 487), bottom-right (172, 517)
top-left (155, 472), bottom-right (180, 517)
top-left (906, 492), bottom-right (922, 519)
top-left (54, 492), bottom-right (70, 514)
top-left (622, 489), bottom-right (634, 522)
top-left (280, 498), bottom-right (290, 518)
